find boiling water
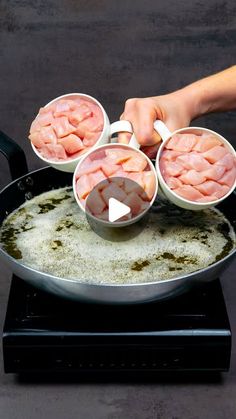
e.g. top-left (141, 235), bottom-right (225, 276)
top-left (0, 187), bottom-right (235, 284)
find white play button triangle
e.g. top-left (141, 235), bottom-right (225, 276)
top-left (108, 198), bottom-right (131, 222)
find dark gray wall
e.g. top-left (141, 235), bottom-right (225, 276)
top-left (0, 0), bottom-right (236, 188)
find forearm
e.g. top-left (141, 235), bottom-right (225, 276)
top-left (174, 66), bottom-right (236, 121)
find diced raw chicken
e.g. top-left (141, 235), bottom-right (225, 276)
top-left (101, 183), bottom-right (127, 205)
top-left (90, 150), bottom-right (106, 161)
top-left (76, 159), bottom-right (103, 177)
top-left (40, 144), bottom-right (67, 160)
top-left (101, 162), bottom-right (120, 176)
top-left (58, 134), bottom-right (84, 155)
top-left (176, 153), bottom-right (211, 171)
top-left (88, 170), bottom-right (108, 189)
top-left (165, 133), bottom-right (197, 152)
top-left (218, 167), bottom-right (236, 187)
top-left (76, 175), bottom-right (92, 199)
top-left (196, 195), bottom-right (219, 202)
top-left (123, 178), bottom-right (143, 195)
top-left (39, 126), bottom-right (57, 144)
top-left (52, 116), bottom-right (76, 138)
top-left (215, 153), bottom-right (235, 170)
top-left (70, 148), bottom-right (91, 159)
top-left (173, 185), bottom-right (204, 201)
top-left (29, 132), bottom-right (45, 148)
top-left (165, 176), bottom-right (183, 189)
top-left (69, 105), bottom-right (92, 126)
top-left (179, 170), bottom-right (206, 186)
top-left (161, 161), bottom-right (184, 177)
top-left (195, 180), bottom-right (224, 197)
top-left (109, 170), bottom-right (127, 185)
top-left (142, 171), bottom-right (156, 200)
top-left (30, 119), bottom-right (41, 134)
top-left (161, 150), bottom-right (183, 161)
top-left (122, 155), bottom-right (147, 172)
top-left (126, 172), bottom-right (145, 189)
top-left (203, 145), bottom-right (228, 163)
top-left (193, 135), bottom-right (221, 152)
top-left (29, 97), bottom-right (105, 161)
top-left (75, 115), bottom-right (103, 136)
top-left (202, 165), bottom-right (226, 181)
top-left (83, 133), bottom-right (100, 147)
top-left (39, 104), bottom-right (55, 114)
top-left (105, 148), bottom-right (132, 164)
top-left (123, 192), bottom-right (143, 216)
top-left (36, 112), bottom-right (54, 127)
top-left (53, 101), bottom-right (71, 117)
top-left (87, 188), bottom-right (106, 215)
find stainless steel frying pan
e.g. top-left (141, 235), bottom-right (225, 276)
top-left (0, 131), bottom-right (235, 304)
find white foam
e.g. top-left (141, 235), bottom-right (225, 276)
top-left (0, 187), bottom-right (235, 284)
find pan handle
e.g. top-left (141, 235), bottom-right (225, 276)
top-left (0, 131), bottom-right (28, 180)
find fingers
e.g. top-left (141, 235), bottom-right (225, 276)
top-left (140, 143), bottom-right (161, 159)
top-left (117, 132), bottom-right (132, 144)
top-left (120, 98), bottom-right (162, 146)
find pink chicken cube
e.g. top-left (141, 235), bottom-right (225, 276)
top-left (179, 170), bottom-right (206, 186)
top-left (76, 159), bottom-right (103, 177)
top-left (87, 188), bottom-right (106, 215)
top-left (165, 133), bottom-right (197, 152)
top-left (196, 195), bottom-right (219, 202)
top-left (105, 148), bottom-right (132, 164)
top-left (195, 181), bottom-right (226, 197)
top-left (202, 165), bottom-right (226, 181)
top-left (173, 185), bottom-right (204, 201)
top-left (69, 104), bottom-right (92, 126)
top-left (39, 126), bottom-right (57, 144)
top-left (36, 111), bottom-right (54, 127)
top-left (58, 134), bottom-right (84, 155)
top-left (76, 175), bottom-right (92, 200)
top-left (29, 132), bottom-right (45, 148)
top-left (122, 154), bottom-right (147, 172)
top-left (161, 160), bottom-right (184, 177)
top-left (123, 192), bottom-right (143, 216)
top-left (88, 170), bottom-right (108, 189)
top-left (52, 116), bottom-right (76, 138)
top-left (101, 183), bottom-right (127, 205)
top-left (165, 176), bottom-right (183, 189)
top-left (161, 150), bottom-right (183, 161)
top-left (193, 134), bottom-right (222, 152)
top-left (176, 153), bottom-right (211, 171)
top-left (215, 153), bottom-right (235, 170)
top-left (218, 167), bottom-right (236, 187)
top-left (40, 144), bottom-right (67, 160)
top-left (101, 162), bottom-right (120, 176)
top-left (142, 171), bottom-right (156, 200)
top-left (30, 119), bottom-right (41, 134)
top-left (203, 145), bottom-right (228, 163)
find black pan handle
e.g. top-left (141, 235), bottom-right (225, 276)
top-left (0, 131), bottom-right (28, 180)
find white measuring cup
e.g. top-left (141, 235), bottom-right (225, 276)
top-left (73, 129), bottom-right (158, 227)
top-left (31, 93), bottom-right (133, 173)
top-left (138, 120), bottom-right (236, 210)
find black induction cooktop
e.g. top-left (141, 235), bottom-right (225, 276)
top-left (3, 276), bottom-right (231, 375)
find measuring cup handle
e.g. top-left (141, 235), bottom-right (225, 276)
top-left (128, 120), bottom-right (172, 149)
top-left (109, 120), bottom-right (140, 150)
top-left (153, 120), bottom-right (172, 142)
top-left (110, 120), bottom-right (133, 136)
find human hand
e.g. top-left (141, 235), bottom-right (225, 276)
top-left (118, 91), bottom-right (192, 158)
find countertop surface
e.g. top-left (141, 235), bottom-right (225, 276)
top-left (1, 1), bottom-right (236, 417)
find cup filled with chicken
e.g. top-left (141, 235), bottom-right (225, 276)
top-left (28, 93), bottom-right (133, 172)
top-left (151, 121), bottom-right (236, 210)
